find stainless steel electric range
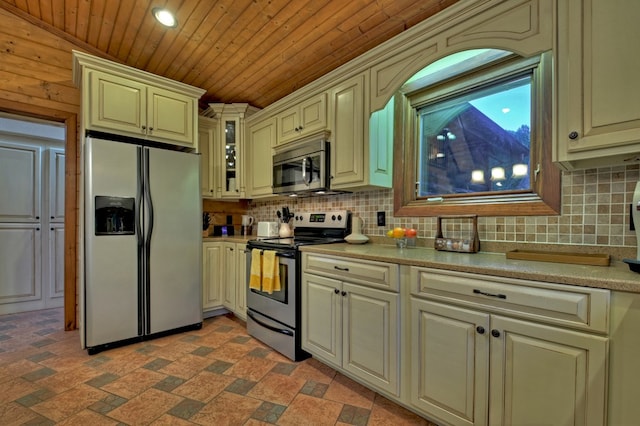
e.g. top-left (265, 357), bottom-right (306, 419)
top-left (245, 210), bottom-right (351, 361)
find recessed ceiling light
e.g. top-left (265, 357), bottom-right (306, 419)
top-left (152, 7), bottom-right (177, 28)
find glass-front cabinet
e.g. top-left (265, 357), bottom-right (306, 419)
top-left (204, 103), bottom-right (259, 199)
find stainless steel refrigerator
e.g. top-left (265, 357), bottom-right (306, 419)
top-left (82, 136), bottom-right (202, 354)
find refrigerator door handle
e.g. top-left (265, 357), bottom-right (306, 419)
top-left (136, 146), bottom-right (145, 336)
top-left (143, 148), bottom-right (154, 335)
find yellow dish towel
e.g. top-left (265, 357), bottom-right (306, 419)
top-left (249, 249), bottom-right (262, 290)
top-left (261, 250), bottom-right (281, 294)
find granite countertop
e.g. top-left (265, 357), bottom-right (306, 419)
top-left (203, 236), bottom-right (253, 243)
top-left (299, 243), bottom-right (640, 293)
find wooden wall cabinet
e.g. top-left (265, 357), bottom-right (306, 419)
top-left (555, 0), bottom-right (640, 170)
top-left (73, 51), bottom-right (204, 149)
top-left (199, 116), bottom-right (217, 197)
top-left (205, 103), bottom-right (259, 199)
top-left (246, 117), bottom-right (276, 198)
top-left (276, 94), bottom-right (327, 145)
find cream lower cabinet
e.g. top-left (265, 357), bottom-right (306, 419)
top-left (411, 267), bottom-right (609, 426)
top-left (222, 241), bottom-right (248, 320)
top-left (301, 253), bottom-right (400, 396)
top-left (203, 242), bottom-right (224, 312)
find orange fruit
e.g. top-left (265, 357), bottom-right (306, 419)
top-left (406, 228), bottom-right (417, 237)
top-left (392, 227), bottom-right (405, 238)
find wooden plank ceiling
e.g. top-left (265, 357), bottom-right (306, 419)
top-left (0, 0), bottom-right (459, 109)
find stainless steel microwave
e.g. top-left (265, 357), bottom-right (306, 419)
top-left (272, 135), bottom-right (329, 195)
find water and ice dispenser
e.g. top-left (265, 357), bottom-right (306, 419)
top-left (94, 196), bottom-right (135, 235)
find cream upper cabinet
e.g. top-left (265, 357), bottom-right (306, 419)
top-left (410, 267), bottom-right (609, 426)
top-left (199, 116), bottom-right (217, 197)
top-left (73, 50), bottom-right (204, 149)
top-left (302, 253), bottom-right (400, 396)
top-left (328, 72), bottom-right (392, 191)
top-left (555, 0), bottom-right (640, 170)
top-left (246, 117), bottom-right (276, 198)
top-left (276, 93), bottom-right (327, 145)
top-left (205, 103), bottom-right (259, 199)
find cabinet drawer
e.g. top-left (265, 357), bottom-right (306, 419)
top-left (303, 253), bottom-right (398, 291)
top-left (411, 267), bottom-right (609, 333)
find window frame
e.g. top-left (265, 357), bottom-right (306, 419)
top-left (393, 51), bottom-right (560, 217)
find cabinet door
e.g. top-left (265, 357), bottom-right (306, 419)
top-left (234, 243), bottom-right (247, 320)
top-left (329, 74), bottom-right (367, 188)
top-left (301, 272), bottom-right (341, 367)
top-left (88, 70), bottom-right (146, 137)
top-left (0, 224), bottom-right (42, 312)
top-left (147, 87), bottom-right (195, 147)
top-left (0, 142), bottom-right (41, 222)
top-left (45, 223), bottom-right (64, 308)
top-left (556, 0), bottom-right (640, 168)
top-left (489, 315), bottom-right (608, 426)
top-left (343, 282), bottom-right (399, 396)
top-left (277, 94), bottom-right (327, 144)
top-left (199, 117), bottom-right (217, 197)
top-left (203, 243), bottom-right (223, 310)
top-left (247, 117), bottom-right (275, 197)
top-left (411, 298), bottom-right (489, 426)
top-left (219, 118), bottom-right (242, 198)
top-left (299, 94), bottom-right (327, 135)
top-left (277, 106), bottom-right (299, 144)
top-left (47, 148), bottom-right (65, 222)
top-left (222, 242), bottom-right (237, 310)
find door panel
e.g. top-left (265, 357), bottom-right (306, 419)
top-left (0, 142), bottom-right (41, 222)
top-left (411, 298), bottom-right (489, 426)
top-left (301, 273), bottom-right (341, 366)
top-left (84, 138), bottom-right (139, 346)
top-left (146, 147), bottom-right (202, 334)
top-left (489, 315), bottom-right (608, 426)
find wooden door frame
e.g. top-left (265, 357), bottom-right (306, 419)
top-left (0, 100), bottom-right (79, 330)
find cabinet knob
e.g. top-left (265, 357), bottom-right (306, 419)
top-left (148, 127), bottom-right (153, 133)
top-left (476, 326), bottom-right (485, 334)
top-left (51, 228), bottom-right (54, 231)
top-left (51, 216), bottom-right (54, 219)
top-left (341, 291), bottom-right (347, 297)
top-left (141, 126), bottom-right (146, 132)
top-left (334, 288), bottom-right (340, 294)
top-left (491, 329), bottom-right (501, 338)
top-left (568, 131), bottom-right (579, 140)
top-left (36, 227), bottom-right (40, 231)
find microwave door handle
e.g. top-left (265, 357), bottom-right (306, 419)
top-left (302, 157), bottom-right (312, 186)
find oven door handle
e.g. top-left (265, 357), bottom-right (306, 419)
top-left (248, 311), bottom-right (294, 336)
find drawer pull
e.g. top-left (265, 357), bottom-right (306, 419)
top-left (473, 289), bottom-right (507, 299)
top-left (334, 266), bottom-right (349, 271)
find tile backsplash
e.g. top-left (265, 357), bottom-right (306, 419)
top-left (248, 164), bottom-right (639, 249)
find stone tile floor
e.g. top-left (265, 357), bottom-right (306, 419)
top-left (0, 308), bottom-right (436, 425)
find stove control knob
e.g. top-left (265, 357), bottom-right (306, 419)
top-left (331, 215), bottom-right (336, 221)
top-left (337, 215), bottom-right (342, 221)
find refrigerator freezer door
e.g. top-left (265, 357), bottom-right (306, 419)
top-left (84, 138), bottom-right (140, 347)
top-left (145, 147), bottom-right (202, 334)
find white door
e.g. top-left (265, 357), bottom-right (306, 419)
top-left (0, 141), bottom-right (43, 314)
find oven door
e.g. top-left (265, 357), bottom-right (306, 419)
top-left (246, 248), bottom-right (296, 327)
